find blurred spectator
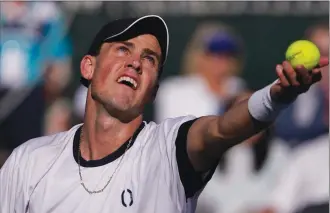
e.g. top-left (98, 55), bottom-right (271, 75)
top-left (259, 134), bottom-right (328, 213)
top-left (44, 98), bottom-right (73, 135)
top-left (154, 22), bottom-right (290, 213)
top-left (259, 25), bottom-right (329, 211)
top-left (274, 22), bottom-right (329, 148)
top-left (0, 2), bottom-right (72, 159)
top-left (154, 22), bottom-right (246, 123)
top-left (0, 1), bottom-right (71, 89)
top-left (195, 93), bottom-right (290, 213)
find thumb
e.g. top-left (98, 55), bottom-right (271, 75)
top-left (317, 56), bottom-right (329, 68)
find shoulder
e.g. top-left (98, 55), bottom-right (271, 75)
top-left (138, 116), bottom-right (197, 154)
top-left (145, 116), bottom-right (197, 136)
top-left (11, 124), bottom-right (81, 166)
top-left (0, 124), bottom-right (81, 195)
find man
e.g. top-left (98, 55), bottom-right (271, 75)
top-left (0, 15), bottom-right (328, 213)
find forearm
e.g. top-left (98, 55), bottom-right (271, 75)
top-left (188, 58), bottom-right (328, 172)
top-left (188, 89), bottom-right (274, 171)
top-left (188, 84), bottom-right (285, 171)
top-left (215, 82), bottom-right (288, 148)
top-left (216, 96), bottom-right (269, 147)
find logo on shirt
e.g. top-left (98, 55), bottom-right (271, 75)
top-left (121, 189), bottom-right (133, 207)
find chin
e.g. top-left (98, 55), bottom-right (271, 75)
top-left (112, 95), bottom-right (135, 109)
top-left (92, 88), bottom-right (129, 108)
top-left (103, 98), bottom-right (141, 122)
top-left (91, 89), bottom-right (144, 121)
top-left (107, 105), bottom-right (141, 123)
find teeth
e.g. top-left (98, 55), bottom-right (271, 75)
top-left (117, 76), bottom-right (137, 89)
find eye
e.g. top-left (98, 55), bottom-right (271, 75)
top-left (144, 55), bottom-right (156, 65)
top-left (117, 46), bottom-right (129, 54)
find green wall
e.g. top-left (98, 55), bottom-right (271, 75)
top-left (68, 14), bottom-right (328, 121)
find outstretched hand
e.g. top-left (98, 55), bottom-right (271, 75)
top-left (270, 56), bottom-right (329, 103)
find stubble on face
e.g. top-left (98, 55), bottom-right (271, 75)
top-left (89, 34), bottom-right (162, 121)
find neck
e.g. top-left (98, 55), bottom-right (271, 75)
top-left (81, 91), bottom-right (142, 161)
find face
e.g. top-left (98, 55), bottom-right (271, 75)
top-left (310, 29), bottom-right (329, 100)
top-left (310, 28), bottom-right (329, 57)
top-left (308, 28), bottom-right (329, 126)
top-left (81, 34), bottom-right (161, 120)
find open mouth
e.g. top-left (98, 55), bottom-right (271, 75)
top-left (117, 76), bottom-right (138, 90)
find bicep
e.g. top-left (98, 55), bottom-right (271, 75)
top-left (174, 118), bottom-right (218, 199)
top-left (186, 116), bottom-right (229, 172)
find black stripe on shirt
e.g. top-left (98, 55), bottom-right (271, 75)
top-left (73, 122), bottom-right (145, 168)
top-left (175, 119), bottom-right (218, 199)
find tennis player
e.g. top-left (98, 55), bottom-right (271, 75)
top-left (0, 15), bottom-right (328, 213)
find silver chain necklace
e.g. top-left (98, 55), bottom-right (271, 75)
top-left (78, 126), bottom-right (133, 194)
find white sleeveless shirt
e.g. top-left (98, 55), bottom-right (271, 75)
top-left (0, 116), bottom-right (215, 213)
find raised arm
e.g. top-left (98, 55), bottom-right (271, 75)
top-left (187, 58), bottom-right (329, 172)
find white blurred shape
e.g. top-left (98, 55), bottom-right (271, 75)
top-left (268, 135), bottom-right (329, 213)
top-left (73, 84), bottom-right (88, 120)
top-left (0, 40), bottom-right (27, 89)
top-left (293, 84), bottom-right (319, 128)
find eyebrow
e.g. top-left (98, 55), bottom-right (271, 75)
top-left (116, 41), bottom-right (134, 48)
top-left (115, 41), bottom-right (161, 63)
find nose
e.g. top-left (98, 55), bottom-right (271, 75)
top-left (127, 56), bottom-right (141, 74)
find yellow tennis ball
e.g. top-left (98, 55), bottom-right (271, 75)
top-left (285, 40), bottom-right (320, 70)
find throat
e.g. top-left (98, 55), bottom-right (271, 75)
top-left (80, 139), bottom-right (128, 161)
top-left (77, 99), bottom-right (144, 166)
top-left (74, 121), bottom-right (145, 167)
top-left (81, 118), bottom-right (129, 161)
top-left (75, 130), bottom-right (132, 167)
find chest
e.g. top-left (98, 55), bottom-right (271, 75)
top-left (27, 145), bottom-right (180, 213)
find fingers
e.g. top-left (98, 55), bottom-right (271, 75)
top-left (274, 58), bottom-right (326, 101)
top-left (276, 59), bottom-right (325, 88)
top-left (276, 65), bottom-right (290, 87)
top-left (282, 61), bottom-right (300, 86)
top-left (311, 68), bottom-right (322, 83)
top-left (295, 65), bottom-right (312, 85)
top-left (312, 67), bottom-right (322, 75)
top-left (310, 56), bottom-right (327, 82)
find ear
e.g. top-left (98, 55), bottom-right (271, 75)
top-left (80, 55), bottom-right (96, 82)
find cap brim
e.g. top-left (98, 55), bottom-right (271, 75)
top-left (104, 15), bottom-right (169, 65)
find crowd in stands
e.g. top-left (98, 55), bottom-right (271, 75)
top-left (0, 2), bottom-right (328, 213)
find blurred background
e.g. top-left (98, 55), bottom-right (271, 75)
top-left (0, 1), bottom-right (328, 213)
